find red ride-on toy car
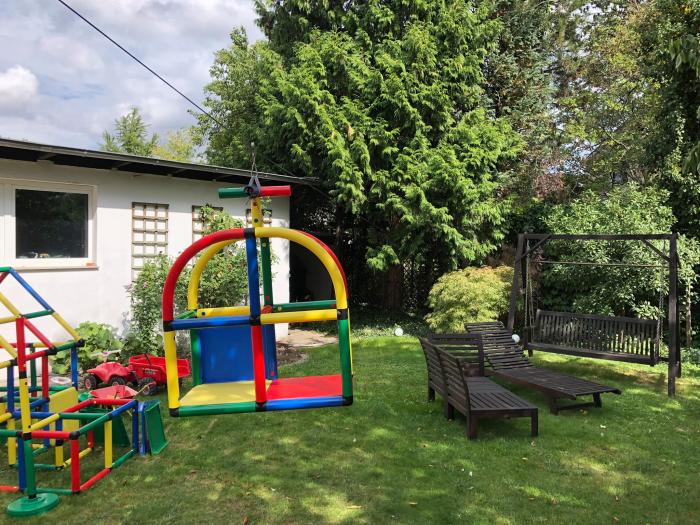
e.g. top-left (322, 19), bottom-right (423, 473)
top-left (81, 362), bottom-right (134, 391)
top-left (81, 354), bottom-right (190, 396)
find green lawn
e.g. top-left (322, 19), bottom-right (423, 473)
top-left (2, 337), bottom-right (700, 524)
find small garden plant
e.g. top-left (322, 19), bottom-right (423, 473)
top-left (50, 321), bottom-right (122, 374)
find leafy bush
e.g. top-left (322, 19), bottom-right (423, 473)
top-left (541, 184), bottom-right (700, 318)
top-left (125, 256), bottom-right (187, 357)
top-left (196, 205), bottom-right (248, 309)
top-left (50, 322), bottom-right (121, 374)
top-left (683, 347), bottom-right (700, 366)
top-left (425, 266), bottom-right (513, 333)
top-left (124, 205), bottom-right (250, 357)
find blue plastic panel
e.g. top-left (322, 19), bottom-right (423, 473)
top-left (199, 326), bottom-right (254, 383)
top-left (262, 324), bottom-right (277, 379)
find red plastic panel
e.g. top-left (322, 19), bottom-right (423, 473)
top-left (265, 374), bottom-right (342, 400)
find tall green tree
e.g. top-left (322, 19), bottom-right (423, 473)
top-left (199, 3), bottom-right (520, 307)
top-left (640, 0), bottom-right (700, 233)
top-left (101, 107), bottom-right (159, 156)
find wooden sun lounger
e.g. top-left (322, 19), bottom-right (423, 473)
top-left (419, 337), bottom-right (538, 439)
top-left (437, 323), bottom-right (621, 414)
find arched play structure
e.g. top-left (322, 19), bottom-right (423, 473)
top-left (161, 181), bottom-right (353, 417)
top-left (508, 233), bottom-right (680, 396)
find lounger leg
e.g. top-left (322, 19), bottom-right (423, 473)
top-left (444, 403), bottom-right (455, 420)
top-left (468, 417), bottom-right (478, 440)
top-left (548, 397), bottom-right (559, 415)
top-left (530, 411), bottom-right (538, 437)
top-left (593, 393), bottom-right (602, 408)
top-left (428, 387), bottom-right (435, 402)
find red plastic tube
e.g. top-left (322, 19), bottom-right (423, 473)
top-left (162, 228), bottom-right (245, 321)
top-left (0, 485), bottom-right (19, 492)
top-left (87, 430), bottom-right (94, 449)
top-left (71, 439), bottom-right (80, 493)
top-left (0, 272), bottom-right (8, 285)
top-left (90, 398), bottom-right (131, 407)
top-left (24, 319), bottom-right (54, 349)
top-left (251, 325), bottom-right (266, 404)
top-left (62, 399), bottom-right (94, 413)
top-left (259, 185), bottom-right (292, 197)
top-left (32, 430), bottom-right (70, 440)
top-left (15, 318), bottom-right (26, 372)
top-left (41, 355), bottom-right (49, 398)
top-left (80, 468), bottom-right (110, 491)
top-left (24, 349), bottom-right (49, 361)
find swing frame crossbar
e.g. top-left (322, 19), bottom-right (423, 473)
top-left (508, 233), bottom-right (680, 397)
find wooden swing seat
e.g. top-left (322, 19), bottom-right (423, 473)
top-left (530, 310), bottom-right (659, 365)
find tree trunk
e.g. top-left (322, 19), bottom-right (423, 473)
top-left (382, 264), bottom-right (404, 310)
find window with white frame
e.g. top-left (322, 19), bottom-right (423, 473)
top-left (131, 202), bottom-right (168, 279)
top-left (192, 205), bottom-right (222, 241)
top-left (0, 180), bottom-right (95, 268)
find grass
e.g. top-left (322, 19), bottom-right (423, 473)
top-left (2, 337), bottom-right (700, 524)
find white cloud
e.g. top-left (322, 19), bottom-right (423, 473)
top-left (0, 0), bottom-right (262, 149)
top-left (0, 66), bottom-right (39, 111)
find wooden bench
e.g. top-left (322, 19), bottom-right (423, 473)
top-left (530, 309), bottom-right (659, 365)
top-left (461, 322), bottom-right (622, 414)
top-left (419, 337), bottom-right (538, 439)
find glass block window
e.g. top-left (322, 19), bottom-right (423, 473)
top-left (132, 202), bottom-right (168, 279)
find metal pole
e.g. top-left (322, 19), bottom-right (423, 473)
top-left (668, 233), bottom-right (679, 396)
top-left (507, 234), bottom-right (524, 331)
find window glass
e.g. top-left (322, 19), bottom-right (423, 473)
top-left (15, 189), bottom-right (88, 259)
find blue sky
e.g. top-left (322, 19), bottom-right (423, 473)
top-left (0, 1), bottom-right (261, 148)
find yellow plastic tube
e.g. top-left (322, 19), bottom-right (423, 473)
top-left (0, 292), bottom-right (21, 317)
top-left (260, 309), bottom-right (338, 325)
top-left (104, 420), bottom-right (113, 468)
top-left (0, 335), bottom-right (16, 359)
top-left (18, 378), bottom-right (31, 431)
top-left (197, 306), bottom-right (250, 318)
top-left (0, 315), bottom-right (17, 325)
top-left (164, 331), bottom-right (180, 409)
top-left (7, 418), bottom-right (16, 466)
top-left (52, 312), bottom-right (80, 340)
top-left (28, 413), bottom-right (60, 432)
top-left (55, 441), bottom-right (64, 467)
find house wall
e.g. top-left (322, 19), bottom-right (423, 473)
top-left (0, 158), bottom-right (291, 363)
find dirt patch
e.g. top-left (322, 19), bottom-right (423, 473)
top-left (275, 329), bottom-right (337, 366)
top-left (276, 343), bottom-right (308, 366)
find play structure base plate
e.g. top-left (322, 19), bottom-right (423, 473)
top-left (7, 493), bottom-right (59, 517)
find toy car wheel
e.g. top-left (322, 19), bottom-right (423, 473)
top-left (137, 377), bottom-right (157, 396)
top-left (81, 374), bottom-right (99, 391)
top-left (108, 376), bottom-right (126, 386)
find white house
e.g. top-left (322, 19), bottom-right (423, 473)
top-left (0, 138), bottom-right (311, 361)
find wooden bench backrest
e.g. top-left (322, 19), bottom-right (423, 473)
top-left (435, 345), bottom-right (470, 413)
top-left (427, 333), bottom-right (485, 376)
top-left (532, 309), bottom-right (659, 362)
top-left (463, 323), bottom-right (532, 370)
top-left (418, 337), bottom-right (446, 393)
